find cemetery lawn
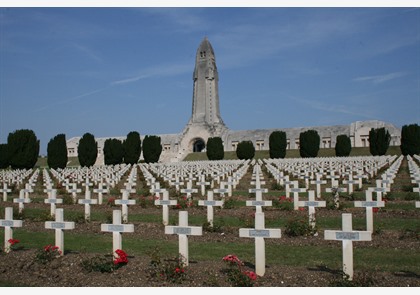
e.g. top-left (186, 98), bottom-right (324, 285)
top-left (1, 155), bottom-right (419, 287)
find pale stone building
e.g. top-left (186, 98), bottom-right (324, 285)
top-left (67, 37), bottom-right (401, 164)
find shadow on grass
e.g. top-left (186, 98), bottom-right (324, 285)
top-left (393, 270), bottom-right (420, 279)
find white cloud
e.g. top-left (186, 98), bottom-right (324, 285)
top-left (353, 72), bottom-right (407, 84)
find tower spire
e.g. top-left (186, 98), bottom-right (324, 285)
top-left (189, 37), bottom-right (224, 126)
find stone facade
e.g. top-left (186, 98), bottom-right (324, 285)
top-left (67, 37), bottom-right (401, 164)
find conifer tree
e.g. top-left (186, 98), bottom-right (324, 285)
top-left (104, 138), bottom-right (124, 165)
top-left (123, 131), bottom-right (141, 164)
top-left (7, 129), bottom-right (40, 169)
top-left (335, 134), bottom-right (352, 157)
top-left (236, 141), bottom-right (255, 160)
top-left (206, 137), bottom-right (224, 160)
top-left (78, 133), bottom-right (97, 167)
top-left (47, 134), bottom-right (68, 169)
top-left (400, 124), bottom-right (420, 156)
top-left (299, 130), bottom-right (320, 158)
top-left (142, 135), bottom-right (162, 163)
top-left (269, 131), bottom-right (287, 159)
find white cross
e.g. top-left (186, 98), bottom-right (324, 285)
top-left (150, 182), bottom-right (166, 199)
top-left (298, 190), bottom-right (326, 233)
top-left (165, 211), bottom-right (203, 266)
top-left (101, 210), bottom-right (134, 259)
top-left (44, 189), bottom-right (62, 217)
top-left (171, 176), bottom-right (184, 191)
top-left (343, 176), bottom-right (358, 195)
top-left (354, 190), bottom-right (385, 232)
top-left (67, 183), bottom-right (81, 203)
top-left (196, 175), bottom-right (210, 196)
top-left (247, 187), bottom-right (271, 213)
top-left (213, 182), bottom-right (229, 198)
top-left (0, 207), bottom-right (23, 253)
top-left (416, 201), bottom-right (420, 208)
top-left (43, 185), bottom-right (55, 199)
top-left (93, 182), bottom-right (108, 205)
top-left (45, 208), bottom-right (75, 256)
top-left (115, 190), bottom-right (136, 223)
top-left (21, 183), bottom-right (33, 199)
top-left (198, 191), bottom-right (224, 227)
top-left (290, 181), bottom-right (307, 210)
top-left (78, 189), bottom-right (98, 222)
top-left (310, 175), bottom-right (327, 199)
top-left (324, 213), bottom-right (372, 281)
top-left (180, 181), bottom-right (198, 199)
top-left (0, 183), bottom-right (12, 202)
top-left (239, 212), bottom-right (281, 277)
top-left (13, 190), bottom-right (31, 214)
top-left (155, 190), bottom-right (177, 225)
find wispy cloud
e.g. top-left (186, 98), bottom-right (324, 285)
top-left (111, 62), bottom-right (191, 86)
top-left (353, 72), bottom-right (406, 84)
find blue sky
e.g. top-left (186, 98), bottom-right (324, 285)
top-left (1, 5), bottom-right (419, 155)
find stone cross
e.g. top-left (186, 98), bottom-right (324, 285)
top-left (0, 183), bottom-right (12, 202)
top-left (45, 208), bottom-right (75, 256)
top-left (21, 183), bottom-right (33, 199)
top-left (354, 190), bottom-right (385, 232)
top-left (13, 190), bottom-right (31, 214)
top-left (239, 212), bottom-right (281, 276)
top-left (416, 201), bottom-right (420, 208)
top-left (67, 183), bottom-right (82, 203)
top-left (198, 191), bottom-right (224, 227)
top-left (78, 189), bottom-right (98, 222)
top-left (155, 190), bottom-right (177, 225)
top-left (101, 210), bottom-right (134, 259)
top-left (164, 211), bottom-right (203, 266)
top-left (93, 182), bottom-right (108, 205)
top-left (171, 176), bottom-right (184, 192)
top-left (324, 213), bottom-right (372, 280)
top-left (343, 175), bottom-right (358, 195)
top-left (0, 207), bottom-right (23, 253)
top-left (43, 185), bottom-right (55, 199)
top-left (325, 182), bottom-right (347, 209)
top-left (225, 176), bottom-right (235, 197)
top-left (298, 190), bottom-right (326, 233)
top-left (310, 175), bottom-right (327, 199)
top-left (290, 181), bottom-right (307, 210)
top-left (283, 178), bottom-right (293, 198)
top-left (213, 182), bottom-right (229, 198)
top-left (367, 184), bottom-right (390, 202)
top-left (247, 187), bottom-right (271, 214)
top-left (150, 182), bottom-right (166, 200)
top-left (180, 181), bottom-right (198, 199)
top-left (44, 189), bottom-right (62, 217)
top-left (115, 190), bottom-right (136, 223)
top-left (196, 175), bottom-right (210, 196)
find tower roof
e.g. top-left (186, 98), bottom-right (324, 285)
top-left (196, 36), bottom-right (215, 57)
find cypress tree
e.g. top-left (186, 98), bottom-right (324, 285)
top-left (369, 127), bottom-right (391, 156)
top-left (123, 131), bottom-right (141, 164)
top-left (104, 138), bottom-right (124, 165)
top-left (143, 135), bottom-right (162, 163)
top-left (47, 134), bottom-right (68, 169)
top-left (7, 129), bottom-right (40, 169)
top-left (206, 137), bottom-right (224, 160)
top-left (78, 133), bottom-right (98, 167)
top-left (335, 134), bottom-right (352, 157)
top-left (400, 124), bottom-right (420, 156)
top-left (269, 131), bottom-right (287, 159)
top-left (0, 144), bottom-right (9, 169)
top-left (236, 141), bottom-right (255, 160)
top-left (299, 130), bottom-right (320, 158)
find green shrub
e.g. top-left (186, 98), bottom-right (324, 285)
top-left (269, 131), bottom-right (287, 159)
top-left (284, 216), bottom-right (314, 237)
top-left (299, 130), bottom-right (320, 158)
top-left (236, 141), bottom-right (255, 160)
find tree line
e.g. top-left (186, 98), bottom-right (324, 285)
top-left (0, 124), bottom-right (419, 169)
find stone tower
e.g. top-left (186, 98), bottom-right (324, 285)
top-left (175, 37), bottom-right (228, 158)
top-left (189, 37), bottom-right (225, 126)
